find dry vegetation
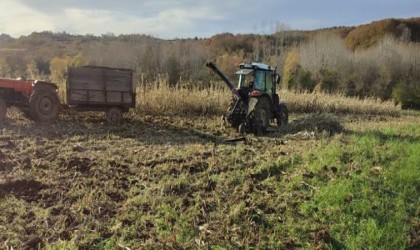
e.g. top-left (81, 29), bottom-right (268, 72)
top-left (136, 79), bottom-right (230, 116)
top-left (282, 91), bottom-right (401, 116)
top-left (135, 81), bottom-right (401, 117)
top-left (284, 33), bottom-right (420, 108)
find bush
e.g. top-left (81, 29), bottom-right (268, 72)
top-left (392, 81), bottom-right (420, 109)
top-left (317, 68), bottom-right (340, 93)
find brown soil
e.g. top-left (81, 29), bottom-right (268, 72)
top-left (0, 179), bottom-right (47, 202)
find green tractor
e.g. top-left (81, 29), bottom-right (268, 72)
top-left (206, 61), bottom-right (288, 135)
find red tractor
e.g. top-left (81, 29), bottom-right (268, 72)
top-left (0, 66), bottom-right (136, 125)
top-left (0, 78), bottom-right (60, 123)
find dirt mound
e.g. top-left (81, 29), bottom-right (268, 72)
top-left (0, 159), bottom-right (15, 172)
top-left (61, 157), bottom-right (93, 173)
top-left (0, 179), bottom-right (47, 202)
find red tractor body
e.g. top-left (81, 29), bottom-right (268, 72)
top-left (0, 77), bottom-right (34, 99)
top-left (0, 77), bottom-right (60, 123)
top-left (0, 66), bottom-right (136, 125)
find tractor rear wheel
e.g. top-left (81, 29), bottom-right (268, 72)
top-left (251, 97), bottom-right (270, 135)
top-left (0, 98), bottom-right (7, 124)
top-left (107, 107), bottom-right (122, 125)
top-left (29, 88), bottom-right (60, 122)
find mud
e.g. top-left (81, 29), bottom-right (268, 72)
top-left (62, 157), bottom-right (93, 173)
top-left (0, 179), bottom-right (47, 202)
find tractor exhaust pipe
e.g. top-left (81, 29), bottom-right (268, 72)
top-left (206, 62), bottom-right (241, 100)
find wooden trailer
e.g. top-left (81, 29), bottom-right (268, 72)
top-left (66, 66), bottom-right (136, 124)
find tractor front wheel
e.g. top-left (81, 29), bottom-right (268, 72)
top-left (0, 98), bottom-right (7, 124)
top-left (29, 89), bottom-right (60, 122)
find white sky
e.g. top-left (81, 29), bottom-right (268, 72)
top-left (0, 0), bottom-right (419, 38)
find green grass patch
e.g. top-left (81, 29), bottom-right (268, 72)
top-left (311, 126), bottom-right (420, 249)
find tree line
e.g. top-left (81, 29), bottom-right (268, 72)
top-left (284, 33), bottom-right (420, 108)
top-left (0, 18), bottom-right (419, 108)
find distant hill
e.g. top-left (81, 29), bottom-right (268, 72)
top-left (1, 17), bottom-right (419, 53)
top-left (343, 17), bottom-right (420, 50)
top-left (272, 17), bottom-right (420, 51)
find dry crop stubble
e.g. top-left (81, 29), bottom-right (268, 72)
top-left (0, 88), bottom-right (417, 249)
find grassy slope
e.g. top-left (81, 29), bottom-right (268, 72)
top-left (0, 108), bottom-right (419, 249)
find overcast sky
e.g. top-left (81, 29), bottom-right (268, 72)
top-left (1, 0), bottom-right (419, 39)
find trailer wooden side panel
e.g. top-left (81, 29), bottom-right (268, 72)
top-left (66, 66), bottom-right (135, 109)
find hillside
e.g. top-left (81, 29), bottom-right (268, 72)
top-left (291, 17), bottom-right (420, 49)
top-left (343, 17), bottom-right (420, 50)
top-left (0, 17), bottom-right (419, 108)
top-left (2, 17), bottom-right (420, 51)
top-left (1, 17), bottom-right (419, 70)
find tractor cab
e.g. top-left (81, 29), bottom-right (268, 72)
top-left (235, 62), bottom-right (280, 101)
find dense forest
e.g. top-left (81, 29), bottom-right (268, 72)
top-left (0, 17), bottom-right (419, 108)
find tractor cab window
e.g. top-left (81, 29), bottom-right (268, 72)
top-left (265, 71), bottom-right (273, 94)
top-left (254, 70), bottom-right (265, 90)
top-left (236, 69), bottom-right (253, 89)
top-left (238, 74), bottom-right (246, 88)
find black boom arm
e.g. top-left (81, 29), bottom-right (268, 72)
top-left (206, 62), bottom-right (241, 100)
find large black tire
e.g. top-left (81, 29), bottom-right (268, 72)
top-left (276, 102), bottom-right (289, 127)
top-left (250, 97), bottom-right (270, 135)
top-left (29, 88), bottom-right (60, 122)
top-left (107, 107), bottom-right (123, 125)
top-left (0, 98), bottom-right (7, 124)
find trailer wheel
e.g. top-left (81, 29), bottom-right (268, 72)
top-left (0, 98), bottom-right (7, 124)
top-left (107, 107), bottom-right (122, 125)
top-left (29, 89), bottom-right (60, 122)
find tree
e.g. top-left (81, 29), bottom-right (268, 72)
top-left (26, 60), bottom-right (40, 79)
top-left (282, 49), bottom-right (300, 89)
top-left (49, 53), bottom-right (88, 100)
top-left (0, 58), bottom-right (12, 77)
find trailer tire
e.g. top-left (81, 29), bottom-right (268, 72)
top-left (107, 107), bottom-right (122, 125)
top-left (0, 98), bottom-right (7, 124)
top-left (29, 89), bottom-right (60, 122)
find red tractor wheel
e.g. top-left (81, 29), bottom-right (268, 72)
top-left (29, 88), bottom-right (60, 122)
top-left (0, 97), bottom-right (7, 124)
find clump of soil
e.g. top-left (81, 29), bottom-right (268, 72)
top-left (61, 157), bottom-right (93, 173)
top-left (0, 179), bottom-right (47, 202)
